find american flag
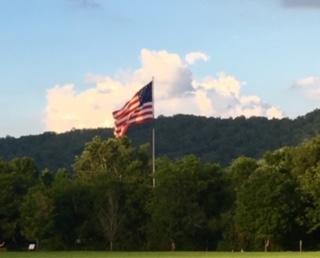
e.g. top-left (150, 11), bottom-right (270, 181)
top-left (113, 81), bottom-right (154, 138)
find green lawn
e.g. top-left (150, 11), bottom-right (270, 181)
top-left (1, 252), bottom-right (320, 258)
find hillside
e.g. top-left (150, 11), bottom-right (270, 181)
top-left (1, 109), bottom-right (320, 171)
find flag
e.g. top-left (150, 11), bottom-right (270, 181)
top-left (113, 81), bottom-right (154, 138)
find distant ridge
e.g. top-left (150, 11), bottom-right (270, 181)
top-left (1, 109), bottom-right (320, 171)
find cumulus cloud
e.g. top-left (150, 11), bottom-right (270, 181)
top-left (135, 49), bottom-right (193, 99)
top-left (292, 76), bottom-right (320, 99)
top-left (193, 73), bottom-right (283, 118)
top-left (45, 49), bottom-right (283, 133)
top-left (282, 0), bottom-right (320, 9)
top-left (185, 52), bottom-right (209, 65)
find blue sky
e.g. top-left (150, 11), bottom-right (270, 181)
top-left (1, 0), bottom-right (320, 137)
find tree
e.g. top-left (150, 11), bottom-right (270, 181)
top-left (227, 156), bottom-right (258, 192)
top-left (0, 157), bottom-right (39, 249)
top-left (234, 151), bottom-right (301, 250)
top-left (74, 136), bottom-right (151, 250)
top-left (94, 175), bottom-right (124, 251)
top-left (20, 184), bottom-right (53, 248)
top-left (148, 155), bottom-right (229, 250)
top-left (289, 136), bottom-right (320, 247)
top-left (218, 156), bottom-right (258, 251)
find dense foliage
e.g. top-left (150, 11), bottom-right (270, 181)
top-left (2, 109), bottom-right (320, 170)
top-left (3, 132), bottom-right (320, 251)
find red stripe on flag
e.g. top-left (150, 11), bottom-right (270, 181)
top-left (112, 82), bottom-right (154, 138)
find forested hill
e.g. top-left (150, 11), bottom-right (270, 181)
top-left (1, 109), bottom-right (320, 171)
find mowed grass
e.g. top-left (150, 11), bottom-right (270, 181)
top-left (1, 252), bottom-right (320, 258)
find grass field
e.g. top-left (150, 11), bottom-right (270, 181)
top-left (1, 252), bottom-right (320, 258)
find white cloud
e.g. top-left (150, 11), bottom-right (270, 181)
top-left (44, 49), bottom-right (283, 133)
top-left (192, 74), bottom-right (283, 119)
top-left (135, 49), bottom-right (193, 99)
top-left (185, 52), bottom-right (209, 65)
top-left (292, 76), bottom-right (320, 99)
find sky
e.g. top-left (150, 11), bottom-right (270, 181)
top-left (1, 0), bottom-right (320, 137)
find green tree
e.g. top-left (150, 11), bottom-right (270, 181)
top-left (20, 184), bottom-right (53, 248)
top-left (44, 169), bottom-right (94, 250)
top-left (148, 155), bottom-right (229, 250)
top-left (217, 156), bottom-right (258, 251)
top-left (289, 136), bottom-right (320, 247)
top-left (234, 152), bottom-right (301, 250)
top-left (74, 136), bottom-right (151, 250)
top-left (0, 157), bottom-right (39, 248)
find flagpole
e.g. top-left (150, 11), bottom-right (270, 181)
top-left (152, 127), bottom-right (155, 188)
top-left (152, 77), bottom-right (156, 188)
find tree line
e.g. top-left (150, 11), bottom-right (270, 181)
top-left (2, 109), bottom-right (320, 171)
top-left (2, 135), bottom-right (320, 251)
